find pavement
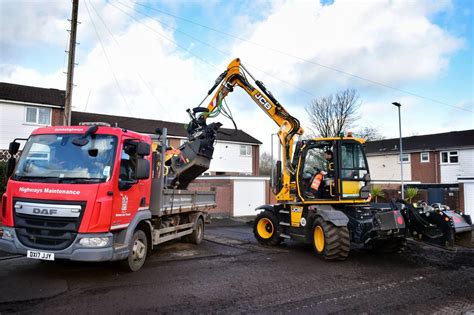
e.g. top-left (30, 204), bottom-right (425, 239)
top-left (0, 219), bottom-right (473, 313)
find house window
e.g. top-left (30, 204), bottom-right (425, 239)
top-left (240, 145), bottom-right (251, 156)
top-left (420, 152), bottom-right (430, 163)
top-left (441, 151), bottom-right (458, 164)
top-left (399, 153), bottom-right (410, 163)
top-left (25, 107), bottom-right (51, 125)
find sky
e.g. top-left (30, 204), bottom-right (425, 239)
top-left (0, 0), bottom-right (473, 154)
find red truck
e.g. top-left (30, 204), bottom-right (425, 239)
top-left (0, 123), bottom-right (217, 271)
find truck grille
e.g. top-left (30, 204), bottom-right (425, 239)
top-left (13, 199), bottom-right (85, 250)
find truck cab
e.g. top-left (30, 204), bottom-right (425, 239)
top-left (0, 124), bottom-right (215, 271)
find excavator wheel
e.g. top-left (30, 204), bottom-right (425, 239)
top-left (254, 210), bottom-right (282, 246)
top-left (312, 217), bottom-right (350, 260)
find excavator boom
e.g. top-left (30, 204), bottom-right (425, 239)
top-left (199, 58), bottom-right (304, 200)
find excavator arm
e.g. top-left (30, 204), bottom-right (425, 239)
top-left (198, 58), bottom-right (304, 200)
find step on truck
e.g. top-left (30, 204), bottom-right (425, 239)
top-left (0, 123), bottom-right (219, 271)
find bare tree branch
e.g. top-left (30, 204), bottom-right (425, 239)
top-left (306, 89), bottom-right (360, 137)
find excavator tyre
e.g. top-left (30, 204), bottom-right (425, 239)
top-left (312, 217), bottom-right (350, 260)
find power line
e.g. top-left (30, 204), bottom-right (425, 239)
top-left (127, 0), bottom-right (472, 113)
top-left (83, 0), bottom-right (133, 116)
top-left (113, 0), bottom-right (319, 99)
top-left (86, 0), bottom-right (171, 118)
top-left (109, 1), bottom-right (220, 71)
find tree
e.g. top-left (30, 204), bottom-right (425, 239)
top-left (354, 126), bottom-right (385, 141)
top-left (306, 88), bottom-right (360, 137)
top-left (259, 152), bottom-right (274, 176)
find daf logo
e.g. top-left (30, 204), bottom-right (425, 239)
top-left (33, 208), bottom-right (58, 216)
top-left (254, 93), bottom-right (272, 110)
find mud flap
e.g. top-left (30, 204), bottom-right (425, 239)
top-left (399, 200), bottom-right (473, 248)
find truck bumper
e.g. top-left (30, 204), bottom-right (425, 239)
top-left (0, 227), bottom-right (126, 262)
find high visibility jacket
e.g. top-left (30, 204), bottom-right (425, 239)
top-left (311, 173), bottom-right (324, 191)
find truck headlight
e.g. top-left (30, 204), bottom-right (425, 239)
top-left (79, 237), bottom-right (110, 247)
top-left (1, 227), bottom-right (14, 240)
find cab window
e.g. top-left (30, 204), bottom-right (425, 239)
top-left (119, 143), bottom-right (137, 183)
top-left (340, 143), bottom-right (368, 180)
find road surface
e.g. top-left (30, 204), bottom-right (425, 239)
top-left (0, 220), bottom-right (473, 314)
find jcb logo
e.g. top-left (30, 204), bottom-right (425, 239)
top-left (254, 93), bottom-right (272, 110)
top-left (33, 208), bottom-right (58, 216)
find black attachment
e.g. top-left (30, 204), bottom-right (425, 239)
top-left (192, 107), bottom-right (210, 114)
top-left (397, 199), bottom-right (472, 248)
top-left (169, 122), bottom-right (222, 189)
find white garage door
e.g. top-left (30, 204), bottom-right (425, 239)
top-left (233, 179), bottom-right (266, 217)
top-left (463, 182), bottom-right (474, 217)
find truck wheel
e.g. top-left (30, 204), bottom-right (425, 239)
top-left (123, 229), bottom-right (148, 272)
top-left (312, 217), bottom-right (350, 260)
top-left (185, 217), bottom-right (205, 245)
top-left (254, 210), bottom-right (281, 246)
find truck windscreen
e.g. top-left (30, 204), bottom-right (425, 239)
top-left (13, 134), bottom-right (117, 183)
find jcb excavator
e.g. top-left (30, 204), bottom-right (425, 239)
top-left (173, 58), bottom-right (472, 260)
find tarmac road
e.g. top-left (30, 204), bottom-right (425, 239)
top-left (0, 220), bottom-right (473, 314)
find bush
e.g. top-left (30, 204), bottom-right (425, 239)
top-left (370, 185), bottom-right (385, 203)
top-left (405, 187), bottom-right (419, 203)
top-left (0, 161), bottom-right (7, 195)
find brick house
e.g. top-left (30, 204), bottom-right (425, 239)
top-left (0, 81), bottom-right (269, 217)
top-left (365, 130), bottom-right (474, 215)
top-left (0, 82), bottom-right (64, 158)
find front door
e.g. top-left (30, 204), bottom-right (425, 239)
top-left (297, 141), bottom-right (337, 201)
top-left (111, 138), bottom-right (146, 229)
top-left (338, 141), bottom-right (369, 199)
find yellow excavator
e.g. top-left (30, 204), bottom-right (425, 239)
top-left (176, 58), bottom-right (472, 260)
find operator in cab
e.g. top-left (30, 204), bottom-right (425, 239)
top-left (311, 149), bottom-right (335, 198)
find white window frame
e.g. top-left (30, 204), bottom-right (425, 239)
top-left (240, 145), bottom-right (252, 157)
top-left (440, 151), bottom-right (458, 164)
top-left (398, 153), bottom-right (410, 163)
top-left (420, 152), bottom-right (430, 163)
top-left (24, 106), bottom-right (51, 125)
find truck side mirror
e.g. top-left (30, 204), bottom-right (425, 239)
top-left (136, 142), bottom-right (151, 156)
top-left (8, 141), bottom-right (20, 155)
top-left (6, 157), bottom-right (16, 178)
top-left (136, 159), bottom-right (150, 180)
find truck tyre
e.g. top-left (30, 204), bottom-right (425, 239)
top-left (312, 217), bottom-right (350, 260)
top-left (123, 229), bottom-right (148, 272)
top-left (254, 210), bottom-right (281, 246)
top-left (185, 217), bottom-right (205, 245)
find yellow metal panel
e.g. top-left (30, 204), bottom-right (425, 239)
top-left (290, 206), bottom-right (304, 227)
top-left (342, 181), bottom-right (360, 197)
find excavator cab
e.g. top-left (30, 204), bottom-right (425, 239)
top-left (296, 137), bottom-right (370, 203)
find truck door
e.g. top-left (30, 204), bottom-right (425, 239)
top-left (111, 139), bottom-right (147, 229)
